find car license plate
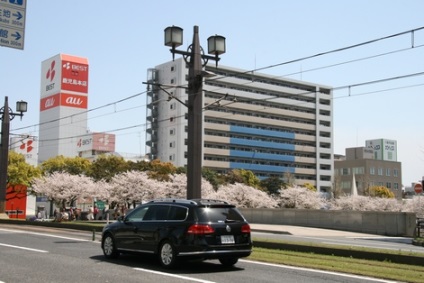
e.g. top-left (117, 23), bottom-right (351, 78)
top-left (220, 235), bottom-right (235, 244)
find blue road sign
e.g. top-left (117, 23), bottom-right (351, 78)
top-left (0, 0), bottom-right (26, 50)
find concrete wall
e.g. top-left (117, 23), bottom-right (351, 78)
top-left (239, 208), bottom-right (416, 237)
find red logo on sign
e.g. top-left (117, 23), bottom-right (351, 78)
top-left (46, 60), bottom-right (56, 82)
top-left (40, 94), bottom-right (60, 111)
top-left (61, 93), bottom-right (88, 109)
top-left (40, 93), bottom-right (87, 111)
top-left (20, 140), bottom-right (33, 153)
top-left (61, 60), bottom-right (89, 93)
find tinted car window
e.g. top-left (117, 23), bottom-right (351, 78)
top-left (168, 206), bottom-right (188, 221)
top-left (143, 205), bottom-right (169, 221)
top-left (126, 206), bottom-right (149, 222)
top-left (197, 207), bottom-right (244, 222)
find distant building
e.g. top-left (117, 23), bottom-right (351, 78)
top-left (334, 140), bottom-right (402, 199)
top-left (145, 58), bottom-right (334, 193)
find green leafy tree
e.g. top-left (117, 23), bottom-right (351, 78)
top-left (127, 159), bottom-right (152, 172)
top-left (147, 159), bottom-right (177, 181)
top-left (202, 168), bottom-right (222, 190)
top-left (225, 169), bottom-right (261, 189)
top-left (176, 166), bottom-right (187, 175)
top-left (88, 155), bottom-right (129, 182)
top-left (260, 176), bottom-right (286, 195)
top-left (303, 183), bottom-right (317, 192)
top-left (369, 186), bottom-right (395, 198)
top-left (40, 155), bottom-right (91, 176)
top-left (8, 151), bottom-right (41, 187)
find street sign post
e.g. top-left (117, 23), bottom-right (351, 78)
top-left (0, 0), bottom-right (26, 50)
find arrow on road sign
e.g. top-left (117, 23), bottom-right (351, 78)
top-left (11, 32), bottom-right (21, 40)
top-left (13, 12), bottom-right (23, 20)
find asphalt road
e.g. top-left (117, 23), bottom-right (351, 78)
top-left (0, 225), bottom-right (398, 283)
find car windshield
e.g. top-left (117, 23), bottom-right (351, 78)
top-left (197, 207), bottom-right (245, 222)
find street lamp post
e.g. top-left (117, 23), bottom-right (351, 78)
top-left (164, 25), bottom-right (225, 199)
top-left (0, 96), bottom-right (27, 214)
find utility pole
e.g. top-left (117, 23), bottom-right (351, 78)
top-left (186, 26), bottom-right (203, 199)
top-left (0, 97), bottom-right (10, 214)
top-left (0, 96), bottom-right (27, 216)
top-left (164, 25), bottom-right (225, 199)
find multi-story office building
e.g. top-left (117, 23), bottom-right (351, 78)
top-left (145, 58), bottom-right (334, 193)
top-left (334, 142), bottom-right (402, 199)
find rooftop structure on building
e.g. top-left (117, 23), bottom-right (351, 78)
top-left (145, 58), bottom-right (334, 193)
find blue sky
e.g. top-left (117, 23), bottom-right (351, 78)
top-left (1, 0), bottom-right (424, 187)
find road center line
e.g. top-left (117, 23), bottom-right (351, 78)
top-left (0, 243), bottom-right (48, 253)
top-left (134, 267), bottom-right (216, 283)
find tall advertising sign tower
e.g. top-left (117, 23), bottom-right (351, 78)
top-left (38, 54), bottom-right (89, 163)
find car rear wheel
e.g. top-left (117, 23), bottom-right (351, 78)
top-left (219, 257), bottom-right (238, 267)
top-left (102, 234), bottom-right (119, 259)
top-left (159, 240), bottom-right (177, 268)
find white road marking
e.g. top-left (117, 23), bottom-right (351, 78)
top-left (134, 267), bottom-right (216, 283)
top-left (0, 243), bottom-right (48, 253)
top-left (241, 259), bottom-right (399, 283)
top-left (0, 228), bottom-right (93, 242)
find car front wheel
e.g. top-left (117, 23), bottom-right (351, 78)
top-left (102, 234), bottom-right (119, 259)
top-left (159, 240), bottom-right (177, 268)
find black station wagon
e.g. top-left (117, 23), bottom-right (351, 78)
top-left (101, 199), bottom-right (252, 268)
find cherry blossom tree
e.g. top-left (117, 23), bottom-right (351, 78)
top-left (29, 168), bottom-right (424, 215)
top-left (31, 172), bottom-right (97, 207)
top-left (107, 171), bottom-right (155, 205)
top-left (277, 186), bottom-right (327, 209)
top-left (205, 183), bottom-right (278, 208)
top-left (330, 195), bottom-right (403, 211)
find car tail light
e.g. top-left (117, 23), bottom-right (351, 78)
top-left (241, 224), bottom-right (251, 233)
top-left (187, 224), bottom-right (215, 235)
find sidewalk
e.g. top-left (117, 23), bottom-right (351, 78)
top-left (250, 223), bottom-right (384, 237)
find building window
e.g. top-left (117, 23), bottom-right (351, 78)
top-left (171, 78), bottom-right (175, 84)
top-left (394, 183), bottom-right (399, 190)
top-left (169, 154), bottom-right (175, 161)
top-left (353, 167), bottom-right (364, 174)
top-left (386, 168), bottom-right (391, 176)
top-left (171, 66), bottom-right (175, 72)
top-left (386, 182), bottom-right (391, 189)
top-left (169, 141), bottom-right (175, 148)
top-left (342, 168), bottom-right (350, 175)
top-left (370, 167), bottom-right (375, 175)
top-left (378, 168), bottom-right (383, 176)
top-left (341, 181), bottom-right (351, 189)
top-left (170, 102), bottom-right (176, 110)
top-left (393, 169), bottom-right (398, 177)
top-left (170, 128), bottom-right (175, 135)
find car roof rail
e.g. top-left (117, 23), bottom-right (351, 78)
top-left (190, 199), bottom-right (230, 205)
top-left (149, 198), bottom-right (197, 205)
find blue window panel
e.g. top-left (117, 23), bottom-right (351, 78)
top-left (230, 138), bottom-right (295, 151)
top-left (230, 126), bottom-right (295, 140)
top-left (229, 150), bottom-right (295, 162)
top-left (229, 162), bottom-right (295, 174)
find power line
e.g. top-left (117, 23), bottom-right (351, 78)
top-left (12, 27), bottom-right (424, 151)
